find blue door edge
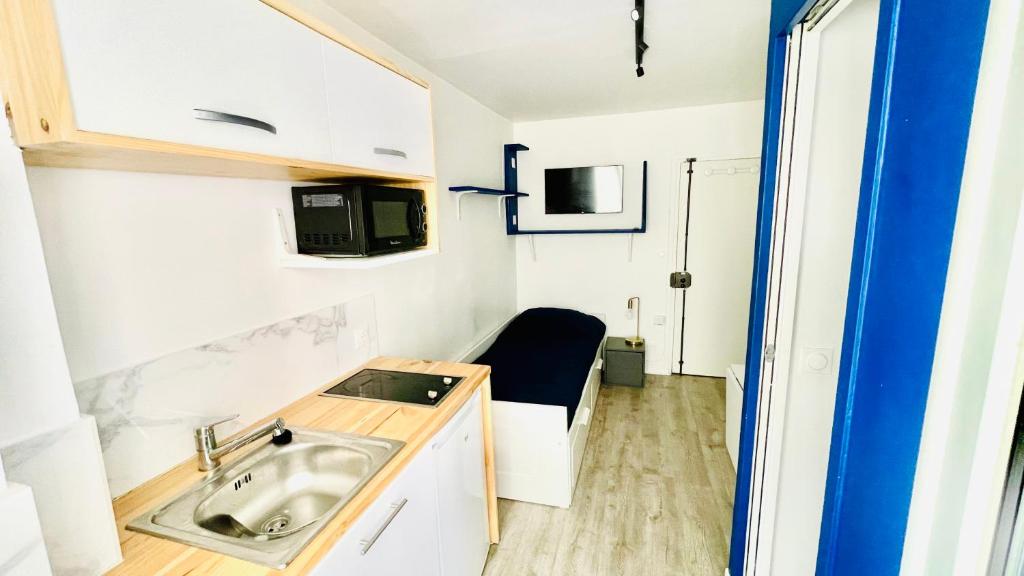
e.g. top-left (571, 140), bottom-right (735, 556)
top-left (729, 0), bottom-right (992, 574)
top-left (815, 0), bottom-right (992, 573)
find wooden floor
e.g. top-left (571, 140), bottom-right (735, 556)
top-left (483, 374), bottom-right (735, 576)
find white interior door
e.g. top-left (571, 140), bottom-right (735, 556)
top-left (671, 159), bottom-right (760, 377)
top-left (743, 0), bottom-right (880, 573)
top-left (743, 25), bottom-right (805, 575)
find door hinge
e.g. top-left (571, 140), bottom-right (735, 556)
top-left (764, 344), bottom-right (776, 362)
top-left (670, 271), bottom-right (692, 289)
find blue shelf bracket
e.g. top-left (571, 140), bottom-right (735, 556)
top-left (448, 143), bottom-right (531, 222)
top-left (503, 143), bottom-right (530, 235)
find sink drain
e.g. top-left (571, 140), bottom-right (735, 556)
top-left (260, 514), bottom-right (291, 535)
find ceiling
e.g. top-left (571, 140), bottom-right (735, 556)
top-left (324, 0), bottom-right (770, 121)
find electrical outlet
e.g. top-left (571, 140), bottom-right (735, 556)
top-left (653, 315), bottom-right (666, 326)
top-left (353, 328), bottom-right (370, 350)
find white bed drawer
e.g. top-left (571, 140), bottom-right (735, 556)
top-left (569, 403), bottom-right (591, 490)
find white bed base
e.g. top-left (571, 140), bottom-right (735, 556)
top-left (491, 340), bottom-right (605, 508)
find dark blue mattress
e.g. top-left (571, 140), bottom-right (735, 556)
top-left (475, 308), bottom-right (606, 429)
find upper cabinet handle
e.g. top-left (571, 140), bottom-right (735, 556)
top-left (373, 147), bottom-right (407, 159)
top-left (193, 109), bottom-right (277, 134)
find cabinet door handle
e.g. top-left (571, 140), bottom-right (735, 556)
top-left (359, 498), bottom-right (408, 555)
top-left (373, 147), bottom-right (407, 159)
top-left (193, 109), bottom-right (277, 134)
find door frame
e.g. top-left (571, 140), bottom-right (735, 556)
top-left (668, 156), bottom-right (760, 377)
top-left (730, 0), bottom-right (993, 574)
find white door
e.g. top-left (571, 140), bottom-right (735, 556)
top-left (322, 39), bottom-right (435, 178)
top-left (743, 0), bottom-right (880, 574)
top-left (434, 392), bottom-right (490, 576)
top-left (671, 158), bottom-right (760, 377)
top-left (52, 0), bottom-right (331, 162)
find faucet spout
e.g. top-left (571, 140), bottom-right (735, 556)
top-left (194, 417), bottom-right (286, 472)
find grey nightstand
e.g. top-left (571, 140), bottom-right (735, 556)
top-left (604, 337), bottom-right (646, 387)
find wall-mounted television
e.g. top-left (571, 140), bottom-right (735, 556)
top-left (544, 165), bottom-right (624, 214)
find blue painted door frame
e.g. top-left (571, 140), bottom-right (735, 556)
top-left (729, 0), bottom-right (992, 574)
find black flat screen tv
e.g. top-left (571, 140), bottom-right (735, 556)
top-left (544, 165), bottom-right (624, 214)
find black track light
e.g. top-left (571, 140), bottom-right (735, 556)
top-left (632, 0), bottom-right (648, 77)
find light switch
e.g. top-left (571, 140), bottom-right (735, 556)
top-left (653, 315), bottom-right (666, 326)
top-left (802, 347), bottom-right (834, 375)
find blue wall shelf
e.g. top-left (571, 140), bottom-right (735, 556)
top-left (451, 143), bottom-right (648, 236)
top-left (448, 146), bottom-right (530, 221)
top-left (449, 186), bottom-right (528, 220)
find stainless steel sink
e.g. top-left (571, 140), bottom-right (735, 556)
top-left (126, 428), bottom-right (404, 569)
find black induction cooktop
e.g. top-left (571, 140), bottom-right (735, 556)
top-left (321, 369), bottom-right (463, 407)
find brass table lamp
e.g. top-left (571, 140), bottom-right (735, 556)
top-left (626, 297), bottom-right (644, 347)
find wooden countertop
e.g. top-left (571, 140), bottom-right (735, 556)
top-left (107, 357), bottom-right (496, 575)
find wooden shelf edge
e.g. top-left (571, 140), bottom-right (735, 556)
top-left (21, 133), bottom-right (436, 183)
top-left (279, 248), bottom-right (438, 270)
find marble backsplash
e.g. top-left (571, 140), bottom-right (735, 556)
top-left (74, 295), bottom-right (380, 498)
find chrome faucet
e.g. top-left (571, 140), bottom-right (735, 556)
top-left (194, 415), bottom-right (288, 472)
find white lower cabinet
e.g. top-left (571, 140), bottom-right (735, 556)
top-left (432, 390), bottom-right (490, 576)
top-left (311, 446), bottom-right (441, 576)
top-left (313, 392), bottom-right (490, 575)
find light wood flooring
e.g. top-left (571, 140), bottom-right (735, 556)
top-left (483, 374), bottom-right (735, 576)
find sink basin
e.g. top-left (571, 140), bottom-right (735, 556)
top-left (126, 428), bottom-right (404, 569)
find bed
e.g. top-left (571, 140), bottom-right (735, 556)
top-left (475, 308), bottom-right (606, 508)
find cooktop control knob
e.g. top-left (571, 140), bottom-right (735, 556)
top-left (443, 377), bottom-right (453, 385)
top-left (427, 390), bottom-right (438, 400)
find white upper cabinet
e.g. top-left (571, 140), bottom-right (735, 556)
top-left (322, 38), bottom-right (435, 178)
top-left (51, 0), bottom-right (332, 162)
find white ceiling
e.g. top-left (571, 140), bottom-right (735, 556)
top-left (324, 0), bottom-right (770, 121)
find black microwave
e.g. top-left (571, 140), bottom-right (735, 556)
top-left (291, 184), bottom-right (427, 257)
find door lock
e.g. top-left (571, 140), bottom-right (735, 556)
top-left (670, 271), bottom-right (692, 289)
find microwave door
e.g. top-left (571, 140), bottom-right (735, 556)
top-left (366, 198), bottom-right (415, 255)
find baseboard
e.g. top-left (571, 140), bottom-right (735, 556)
top-left (454, 314), bottom-right (516, 363)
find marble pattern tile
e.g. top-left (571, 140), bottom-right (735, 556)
top-left (0, 416), bottom-right (121, 576)
top-left (74, 295), bottom-right (379, 497)
top-left (0, 483), bottom-right (52, 576)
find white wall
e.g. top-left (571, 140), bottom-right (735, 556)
top-left (512, 101), bottom-right (764, 374)
top-left (902, 0), bottom-right (1024, 572)
top-left (0, 92), bottom-right (120, 574)
top-left (0, 113), bottom-right (79, 447)
top-left (24, 0), bottom-right (515, 502)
